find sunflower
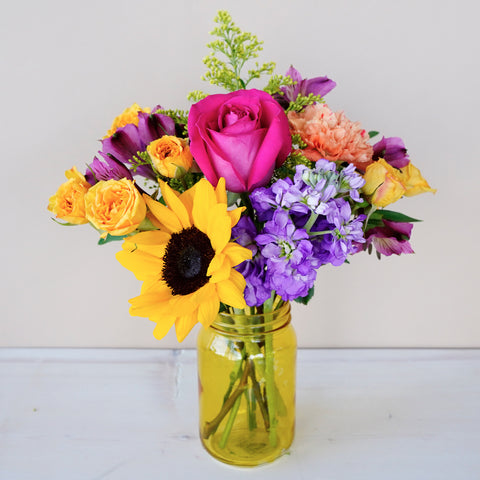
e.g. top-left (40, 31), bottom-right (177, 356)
top-left (116, 178), bottom-right (252, 342)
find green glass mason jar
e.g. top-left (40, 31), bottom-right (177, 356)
top-left (197, 301), bottom-right (296, 466)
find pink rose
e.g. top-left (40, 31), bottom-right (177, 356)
top-left (187, 89), bottom-right (292, 193)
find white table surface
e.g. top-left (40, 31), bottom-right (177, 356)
top-left (1, 348), bottom-right (479, 480)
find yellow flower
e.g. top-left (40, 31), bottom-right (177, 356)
top-left (116, 178), bottom-right (252, 342)
top-left (147, 136), bottom-right (193, 178)
top-left (104, 103), bottom-right (151, 138)
top-left (397, 162), bottom-right (437, 197)
top-left (84, 178), bottom-right (146, 236)
top-left (362, 158), bottom-right (406, 207)
top-left (48, 166), bottom-right (91, 224)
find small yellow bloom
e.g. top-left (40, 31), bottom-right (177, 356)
top-left (147, 136), bottom-right (193, 178)
top-left (84, 178), bottom-right (146, 236)
top-left (48, 166), bottom-right (90, 224)
top-left (397, 162), bottom-right (437, 197)
top-left (104, 103), bottom-right (151, 138)
top-left (362, 158), bottom-right (406, 207)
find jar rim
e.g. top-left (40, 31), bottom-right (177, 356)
top-left (210, 301), bottom-right (291, 336)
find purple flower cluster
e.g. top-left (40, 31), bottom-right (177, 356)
top-left (86, 105), bottom-right (176, 185)
top-left (235, 161), bottom-right (367, 304)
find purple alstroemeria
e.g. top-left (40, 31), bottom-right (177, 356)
top-left (365, 220), bottom-right (414, 256)
top-left (256, 210), bottom-right (319, 300)
top-left (101, 123), bottom-right (148, 170)
top-left (137, 109), bottom-right (176, 146)
top-left (275, 66), bottom-right (336, 108)
top-left (372, 136), bottom-right (410, 168)
top-left (85, 151), bottom-right (133, 185)
top-left (101, 106), bottom-right (177, 181)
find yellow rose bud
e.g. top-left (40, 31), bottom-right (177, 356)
top-left (104, 103), bottom-right (151, 138)
top-left (84, 178), bottom-right (147, 236)
top-left (397, 162), bottom-right (437, 197)
top-left (48, 166), bottom-right (91, 224)
top-left (362, 158), bottom-right (406, 208)
top-left (147, 136), bottom-right (193, 178)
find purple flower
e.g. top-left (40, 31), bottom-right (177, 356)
top-left (137, 109), bottom-right (176, 146)
top-left (101, 107), bottom-right (177, 181)
top-left (256, 210), bottom-right (319, 300)
top-left (365, 220), bottom-right (414, 256)
top-left (85, 152), bottom-right (133, 185)
top-left (311, 199), bottom-right (366, 266)
top-left (372, 136), bottom-right (410, 168)
top-left (275, 66), bottom-right (336, 108)
top-left (232, 217), bottom-right (271, 306)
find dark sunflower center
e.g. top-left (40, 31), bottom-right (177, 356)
top-left (162, 226), bottom-right (215, 296)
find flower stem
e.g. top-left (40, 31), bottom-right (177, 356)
top-left (264, 330), bottom-right (277, 447)
top-left (202, 357), bottom-right (250, 440)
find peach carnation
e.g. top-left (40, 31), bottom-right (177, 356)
top-left (288, 104), bottom-right (374, 171)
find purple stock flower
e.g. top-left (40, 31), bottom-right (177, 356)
top-left (365, 220), bottom-right (414, 256)
top-left (311, 199), bottom-right (366, 266)
top-left (372, 136), bottom-right (410, 168)
top-left (256, 210), bottom-right (319, 300)
top-left (275, 66), bottom-right (336, 108)
top-left (231, 217), bottom-right (271, 306)
top-left (85, 152), bottom-right (133, 185)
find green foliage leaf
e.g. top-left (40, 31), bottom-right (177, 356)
top-left (368, 131), bottom-right (380, 139)
top-left (51, 218), bottom-right (79, 227)
top-left (372, 209), bottom-right (422, 223)
top-left (294, 286), bottom-right (315, 305)
top-left (97, 233), bottom-right (129, 245)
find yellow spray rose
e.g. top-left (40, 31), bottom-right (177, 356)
top-left (48, 166), bottom-right (91, 224)
top-left (84, 178), bottom-right (147, 236)
top-left (104, 103), bottom-right (151, 138)
top-left (397, 162), bottom-right (437, 197)
top-left (362, 158), bottom-right (406, 207)
top-left (147, 136), bottom-right (193, 178)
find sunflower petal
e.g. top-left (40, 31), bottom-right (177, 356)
top-left (222, 242), bottom-right (253, 266)
top-left (214, 177), bottom-right (228, 204)
top-left (192, 179), bottom-right (216, 234)
top-left (122, 230), bottom-right (169, 257)
top-left (207, 204), bottom-right (231, 252)
top-left (116, 250), bottom-right (163, 280)
top-left (208, 253), bottom-right (231, 284)
top-left (129, 290), bottom-right (173, 317)
top-left (144, 194), bottom-right (182, 233)
top-left (229, 268), bottom-right (248, 293)
top-left (197, 296), bottom-right (220, 328)
top-left (216, 276), bottom-right (247, 309)
top-left (159, 180), bottom-right (191, 229)
top-left (179, 186), bottom-right (196, 225)
top-left (175, 314), bottom-right (198, 342)
top-left (152, 315), bottom-right (177, 340)
top-left (228, 206), bottom-right (245, 228)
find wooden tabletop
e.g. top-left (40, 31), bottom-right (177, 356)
top-left (1, 348), bottom-right (479, 479)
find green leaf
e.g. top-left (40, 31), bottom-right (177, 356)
top-left (97, 233), bottom-right (130, 245)
top-left (51, 218), bottom-right (79, 227)
top-left (368, 131), bottom-right (380, 139)
top-left (294, 286), bottom-right (315, 305)
top-left (372, 209), bottom-right (422, 223)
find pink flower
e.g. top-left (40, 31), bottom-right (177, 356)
top-left (365, 220), bottom-right (414, 256)
top-left (187, 89), bottom-right (292, 193)
top-left (288, 104), bottom-right (373, 171)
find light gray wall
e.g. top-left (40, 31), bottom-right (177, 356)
top-left (2, 0), bottom-right (479, 348)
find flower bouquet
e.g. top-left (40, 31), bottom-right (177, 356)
top-left (48, 11), bottom-right (435, 466)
